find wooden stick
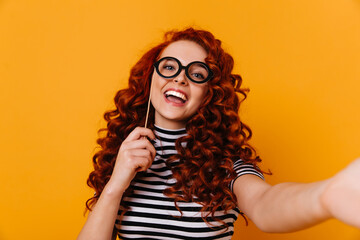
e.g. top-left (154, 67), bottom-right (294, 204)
top-left (144, 80), bottom-right (153, 129)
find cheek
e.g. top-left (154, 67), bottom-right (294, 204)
top-left (151, 73), bottom-right (168, 89)
top-left (151, 73), bottom-right (158, 88)
top-left (191, 85), bottom-right (209, 108)
top-left (150, 76), bottom-right (163, 97)
top-left (202, 86), bottom-right (209, 97)
top-left (196, 85), bottom-right (209, 100)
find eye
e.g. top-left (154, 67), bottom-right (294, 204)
top-left (192, 72), bottom-right (205, 79)
top-left (163, 65), bottom-right (175, 71)
top-left (188, 63), bottom-right (209, 82)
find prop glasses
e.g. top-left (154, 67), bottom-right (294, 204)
top-left (153, 57), bottom-right (213, 84)
top-left (145, 57), bottom-right (213, 128)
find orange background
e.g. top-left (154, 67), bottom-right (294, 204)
top-left (0, 1), bottom-right (359, 239)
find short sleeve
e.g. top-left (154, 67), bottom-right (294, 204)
top-left (229, 159), bottom-right (265, 192)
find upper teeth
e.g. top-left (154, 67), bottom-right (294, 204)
top-left (165, 90), bottom-right (187, 101)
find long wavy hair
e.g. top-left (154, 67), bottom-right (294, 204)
top-left (86, 27), bottom-right (263, 225)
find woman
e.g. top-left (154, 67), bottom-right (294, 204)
top-left (77, 28), bottom-right (360, 240)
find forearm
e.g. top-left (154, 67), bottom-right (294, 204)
top-left (77, 128), bottom-right (156, 240)
top-left (251, 180), bottom-right (331, 232)
top-left (77, 185), bottom-right (123, 240)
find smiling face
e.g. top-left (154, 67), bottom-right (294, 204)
top-left (150, 40), bottom-right (209, 129)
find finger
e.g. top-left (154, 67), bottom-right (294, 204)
top-left (118, 149), bottom-right (152, 170)
top-left (131, 156), bottom-right (153, 172)
top-left (122, 138), bottom-right (155, 153)
top-left (124, 140), bottom-right (156, 163)
top-left (143, 140), bottom-right (156, 159)
top-left (130, 149), bottom-right (154, 159)
top-left (125, 127), bottom-right (155, 142)
top-left (136, 149), bottom-right (155, 168)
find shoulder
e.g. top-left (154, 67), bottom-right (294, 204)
top-left (230, 159), bottom-right (265, 192)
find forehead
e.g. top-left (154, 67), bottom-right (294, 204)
top-left (159, 40), bottom-right (207, 64)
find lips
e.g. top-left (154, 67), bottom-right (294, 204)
top-left (164, 89), bottom-right (188, 104)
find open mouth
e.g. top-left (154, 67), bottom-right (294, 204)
top-left (164, 90), bottom-right (187, 104)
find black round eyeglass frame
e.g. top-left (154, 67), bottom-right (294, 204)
top-left (153, 56), bottom-right (213, 84)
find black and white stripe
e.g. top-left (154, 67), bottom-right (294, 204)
top-left (115, 125), bottom-right (264, 239)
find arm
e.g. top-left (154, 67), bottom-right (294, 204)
top-left (77, 187), bottom-right (124, 240)
top-left (77, 127), bottom-right (156, 240)
top-left (233, 158), bottom-right (360, 233)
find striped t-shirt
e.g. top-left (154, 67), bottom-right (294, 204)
top-left (115, 125), bottom-right (264, 239)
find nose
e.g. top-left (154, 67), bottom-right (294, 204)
top-left (173, 69), bottom-right (188, 85)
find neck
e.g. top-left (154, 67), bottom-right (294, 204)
top-left (154, 118), bottom-right (186, 130)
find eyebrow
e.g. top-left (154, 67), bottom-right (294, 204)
top-left (161, 56), bottom-right (206, 65)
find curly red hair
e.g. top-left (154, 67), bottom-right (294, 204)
top-left (86, 27), bottom-right (263, 225)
